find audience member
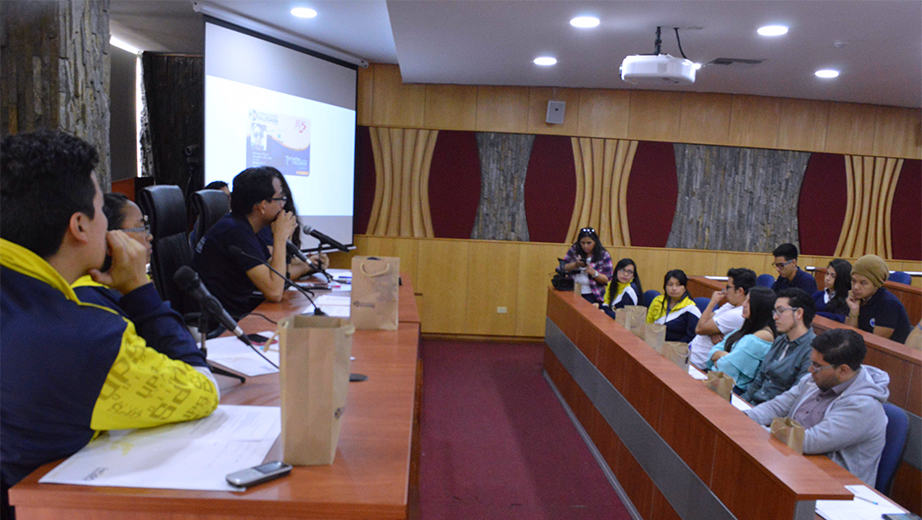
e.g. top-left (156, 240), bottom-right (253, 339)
top-left (204, 180), bottom-right (231, 197)
top-left (562, 227), bottom-right (612, 305)
top-left (743, 288), bottom-right (817, 404)
top-left (601, 258), bottom-right (644, 317)
top-left (706, 286), bottom-right (777, 393)
top-left (0, 131), bottom-right (218, 516)
top-left (645, 269), bottom-right (700, 343)
top-left (846, 255), bottom-right (911, 343)
top-left (689, 268), bottom-right (756, 369)
top-left (813, 259), bottom-right (851, 323)
top-left (770, 243), bottom-right (817, 294)
top-left (744, 329), bottom-right (889, 487)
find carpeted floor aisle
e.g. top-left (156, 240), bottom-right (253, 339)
top-left (418, 340), bottom-right (633, 520)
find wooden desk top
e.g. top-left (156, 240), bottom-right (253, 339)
top-left (11, 282), bottom-right (421, 520)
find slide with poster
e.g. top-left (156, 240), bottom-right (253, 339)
top-left (246, 110), bottom-right (311, 177)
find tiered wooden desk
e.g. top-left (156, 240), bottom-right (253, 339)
top-left (11, 277), bottom-right (421, 520)
top-left (687, 275), bottom-right (922, 514)
top-left (543, 288), bottom-right (853, 520)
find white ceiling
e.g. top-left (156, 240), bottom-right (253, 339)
top-left (109, 0), bottom-right (922, 108)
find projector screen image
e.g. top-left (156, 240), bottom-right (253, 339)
top-left (204, 20), bottom-right (357, 251)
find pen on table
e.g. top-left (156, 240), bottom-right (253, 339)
top-left (854, 495), bottom-right (878, 505)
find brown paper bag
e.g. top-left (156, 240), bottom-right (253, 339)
top-left (350, 256), bottom-right (400, 330)
top-left (614, 307), bottom-right (630, 328)
top-left (706, 371), bottom-right (735, 401)
top-left (279, 315), bottom-right (355, 466)
top-left (770, 417), bottom-right (806, 454)
top-left (626, 306), bottom-right (647, 337)
top-left (644, 323), bottom-right (667, 353)
top-left (662, 341), bottom-right (689, 370)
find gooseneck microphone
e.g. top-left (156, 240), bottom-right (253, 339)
top-left (302, 225), bottom-right (349, 253)
top-left (174, 266), bottom-right (254, 347)
top-left (285, 240), bottom-right (309, 263)
top-left (229, 246), bottom-right (326, 316)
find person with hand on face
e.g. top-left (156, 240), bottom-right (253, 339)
top-left (812, 259), bottom-right (851, 323)
top-left (705, 286), bottom-right (777, 394)
top-left (744, 288), bottom-right (817, 405)
top-left (601, 258), bottom-right (644, 317)
top-left (562, 227), bottom-right (612, 305)
top-left (256, 171), bottom-right (328, 272)
top-left (770, 243), bottom-right (817, 294)
top-left (645, 269), bottom-right (701, 343)
top-left (688, 268), bottom-right (757, 369)
top-left (744, 329), bottom-right (889, 487)
top-left (845, 255), bottom-right (911, 343)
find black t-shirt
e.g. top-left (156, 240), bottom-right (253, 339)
top-left (859, 287), bottom-right (912, 344)
top-left (193, 213), bottom-right (269, 318)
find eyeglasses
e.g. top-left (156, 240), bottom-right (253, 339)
top-left (269, 196), bottom-right (288, 204)
top-left (618, 268), bottom-right (635, 276)
top-left (773, 259), bottom-right (794, 269)
top-left (725, 284), bottom-right (736, 292)
top-left (772, 306), bottom-right (799, 317)
top-left (123, 215), bottom-right (150, 234)
top-left (810, 361), bottom-right (837, 372)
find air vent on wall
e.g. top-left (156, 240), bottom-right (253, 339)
top-left (707, 58), bottom-right (764, 67)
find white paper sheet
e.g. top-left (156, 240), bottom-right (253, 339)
top-left (206, 332), bottom-right (279, 376)
top-left (687, 365), bottom-right (708, 380)
top-left (302, 294), bottom-right (352, 317)
top-left (816, 484), bottom-right (904, 519)
top-left (731, 394), bottom-right (752, 411)
top-left (39, 405), bottom-right (281, 491)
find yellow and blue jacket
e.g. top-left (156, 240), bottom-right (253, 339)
top-left (0, 239), bottom-right (219, 488)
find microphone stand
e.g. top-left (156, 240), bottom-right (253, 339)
top-left (192, 310), bottom-right (245, 384)
top-left (311, 241), bottom-right (333, 283)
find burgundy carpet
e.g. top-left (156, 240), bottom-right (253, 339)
top-left (419, 340), bottom-right (632, 520)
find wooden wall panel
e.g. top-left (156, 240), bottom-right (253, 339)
top-left (515, 243), bottom-right (563, 337)
top-left (628, 90), bottom-right (682, 142)
top-left (678, 92), bottom-right (732, 145)
top-left (423, 84), bottom-right (477, 130)
top-left (357, 65), bottom-right (374, 126)
top-left (371, 64), bottom-right (425, 128)
top-left (475, 85), bottom-right (529, 133)
top-left (527, 87), bottom-right (581, 136)
top-left (465, 241), bottom-right (521, 336)
top-left (576, 89), bottom-right (631, 138)
top-left (417, 239), bottom-right (470, 334)
top-left (624, 247), bottom-right (671, 287)
top-left (777, 98), bottom-right (829, 152)
top-left (825, 102), bottom-right (877, 155)
top-left (874, 105), bottom-right (922, 159)
top-left (729, 95), bottom-right (781, 149)
top-left (666, 249), bottom-right (718, 277)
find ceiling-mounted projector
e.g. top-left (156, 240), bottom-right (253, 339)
top-left (620, 54), bottom-right (696, 85)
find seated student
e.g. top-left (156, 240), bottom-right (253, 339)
top-left (813, 259), bottom-right (851, 323)
top-left (193, 167), bottom-right (316, 318)
top-left (561, 227), bottom-right (612, 305)
top-left (645, 269), bottom-right (701, 343)
top-left (256, 172), bottom-right (328, 269)
top-left (743, 288), bottom-right (817, 405)
top-left (688, 268), bottom-right (756, 369)
top-left (0, 131), bottom-right (218, 517)
top-left (601, 258), bottom-right (644, 317)
top-left (706, 287), bottom-right (777, 393)
top-left (770, 243), bottom-right (817, 294)
top-left (845, 255), bottom-right (912, 343)
top-left (744, 329), bottom-right (889, 487)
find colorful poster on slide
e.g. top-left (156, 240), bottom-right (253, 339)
top-left (246, 109), bottom-right (311, 176)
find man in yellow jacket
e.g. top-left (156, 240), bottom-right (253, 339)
top-left (0, 131), bottom-right (219, 516)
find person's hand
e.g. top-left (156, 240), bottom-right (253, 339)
top-left (89, 231), bottom-right (150, 295)
top-left (846, 290), bottom-right (861, 313)
top-left (576, 259), bottom-right (587, 268)
top-left (271, 210), bottom-right (299, 241)
top-left (587, 267), bottom-right (598, 278)
top-left (709, 332), bottom-right (725, 344)
top-left (711, 289), bottom-right (726, 304)
top-left (308, 252), bottom-right (330, 270)
top-left (710, 350), bottom-right (729, 362)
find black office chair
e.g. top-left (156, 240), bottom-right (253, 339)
top-left (190, 189), bottom-right (230, 250)
top-left (138, 185), bottom-right (194, 315)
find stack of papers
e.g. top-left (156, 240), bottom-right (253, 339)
top-left (206, 332), bottom-right (279, 376)
top-left (40, 405), bottom-right (281, 491)
top-left (816, 485), bottom-right (904, 519)
top-left (303, 294), bottom-right (352, 318)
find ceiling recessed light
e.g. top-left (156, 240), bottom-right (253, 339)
top-left (534, 56), bottom-right (557, 66)
top-left (570, 16), bottom-right (600, 28)
top-left (291, 7), bottom-right (317, 18)
top-left (757, 25), bottom-right (788, 36)
top-left (815, 69), bottom-right (840, 78)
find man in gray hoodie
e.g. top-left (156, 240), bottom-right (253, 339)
top-left (744, 328), bottom-right (889, 487)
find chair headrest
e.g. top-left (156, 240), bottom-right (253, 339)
top-left (139, 185), bottom-right (187, 239)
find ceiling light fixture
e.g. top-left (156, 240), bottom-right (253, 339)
top-left (815, 69), bottom-right (840, 78)
top-left (570, 16), bottom-right (600, 28)
top-left (534, 56), bottom-right (557, 66)
top-left (757, 25), bottom-right (788, 36)
top-left (291, 7), bottom-right (317, 18)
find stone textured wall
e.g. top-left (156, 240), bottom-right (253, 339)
top-left (471, 132), bottom-right (534, 241)
top-left (1, 0), bottom-right (111, 187)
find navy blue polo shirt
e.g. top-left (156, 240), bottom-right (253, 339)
top-left (858, 287), bottom-right (911, 343)
top-left (772, 267), bottom-right (817, 294)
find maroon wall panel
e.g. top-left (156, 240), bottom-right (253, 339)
top-left (626, 141), bottom-right (678, 247)
top-left (892, 159), bottom-right (921, 261)
top-left (428, 130), bottom-right (481, 239)
top-left (354, 126), bottom-right (375, 235)
top-left (524, 135), bottom-right (576, 243)
top-left (798, 153), bottom-right (847, 256)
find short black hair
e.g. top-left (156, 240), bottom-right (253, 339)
top-left (777, 287), bottom-right (816, 326)
top-left (727, 267), bottom-right (757, 294)
top-left (230, 167), bottom-right (279, 217)
top-left (812, 328), bottom-right (866, 371)
top-left (204, 180), bottom-right (229, 191)
top-left (1, 130), bottom-right (99, 258)
top-left (773, 243), bottom-right (798, 261)
top-left (103, 193), bottom-right (131, 231)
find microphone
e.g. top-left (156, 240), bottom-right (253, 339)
top-left (285, 240), bottom-right (309, 263)
top-left (174, 266), bottom-right (253, 347)
top-left (229, 246), bottom-right (326, 316)
top-left (302, 225), bottom-right (349, 253)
